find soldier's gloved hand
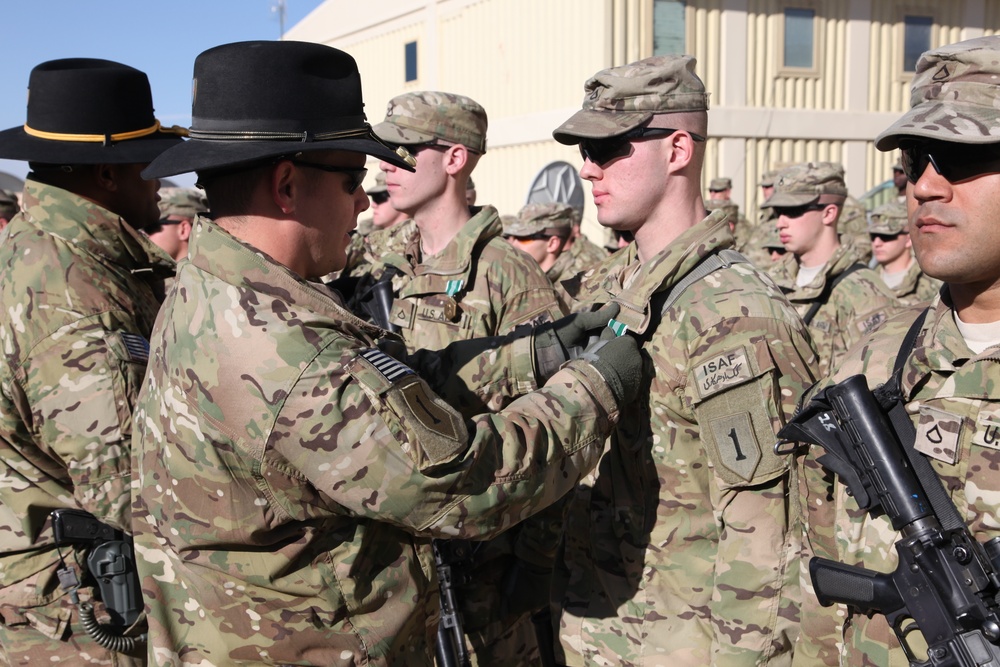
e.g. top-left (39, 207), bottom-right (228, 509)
top-left (534, 303), bottom-right (621, 381)
top-left (579, 328), bottom-right (643, 406)
top-left (553, 302), bottom-right (620, 352)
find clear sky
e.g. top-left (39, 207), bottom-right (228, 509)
top-left (0, 0), bottom-right (325, 188)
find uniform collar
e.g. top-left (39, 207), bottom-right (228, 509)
top-left (186, 217), bottom-right (385, 339)
top-left (597, 209), bottom-right (734, 335)
top-left (21, 178), bottom-right (175, 278)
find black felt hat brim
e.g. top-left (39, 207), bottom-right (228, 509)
top-left (142, 133), bottom-right (408, 179)
top-left (0, 126), bottom-right (183, 165)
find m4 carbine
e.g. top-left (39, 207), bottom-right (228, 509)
top-left (777, 374), bottom-right (1000, 667)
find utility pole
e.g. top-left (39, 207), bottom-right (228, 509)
top-left (272, 0), bottom-right (287, 39)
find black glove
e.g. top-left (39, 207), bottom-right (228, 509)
top-left (579, 328), bottom-right (643, 406)
top-left (534, 303), bottom-right (621, 380)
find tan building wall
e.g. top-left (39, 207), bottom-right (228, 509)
top-left (287, 0), bottom-right (1000, 241)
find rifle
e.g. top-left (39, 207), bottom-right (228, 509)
top-left (51, 509), bottom-right (145, 653)
top-left (776, 374), bottom-right (1000, 667)
top-left (433, 541), bottom-right (471, 667)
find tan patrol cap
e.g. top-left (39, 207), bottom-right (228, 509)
top-left (759, 171), bottom-right (778, 187)
top-left (374, 91), bottom-right (488, 154)
top-left (762, 162), bottom-right (848, 208)
top-left (368, 171), bottom-right (388, 195)
top-left (502, 202), bottom-right (576, 237)
top-left (704, 198), bottom-right (738, 217)
top-left (760, 225), bottom-right (784, 250)
top-left (867, 201), bottom-right (909, 235)
top-left (709, 177), bottom-right (731, 191)
top-left (158, 187), bottom-right (208, 218)
top-left (553, 55), bottom-right (709, 144)
top-left (877, 35), bottom-right (1000, 150)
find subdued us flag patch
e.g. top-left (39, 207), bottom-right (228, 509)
top-left (120, 333), bottom-right (151, 363)
top-left (360, 348), bottom-right (415, 383)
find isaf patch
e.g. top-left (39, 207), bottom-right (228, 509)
top-left (694, 346), bottom-right (754, 400)
top-left (709, 413), bottom-right (761, 482)
top-left (915, 405), bottom-right (962, 464)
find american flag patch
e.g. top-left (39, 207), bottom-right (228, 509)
top-left (120, 333), bottom-right (150, 363)
top-left (360, 348), bottom-right (415, 383)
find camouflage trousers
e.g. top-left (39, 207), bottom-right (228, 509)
top-left (465, 612), bottom-right (540, 667)
top-left (0, 571), bottom-right (144, 667)
top-left (449, 547), bottom-right (544, 666)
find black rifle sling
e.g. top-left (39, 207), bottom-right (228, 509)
top-left (883, 307), bottom-right (966, 532)
top-left (802, 263), bottom-right (866, 326)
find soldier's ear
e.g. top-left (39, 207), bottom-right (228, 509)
top-left (269, 160), bottom-right (297, 215)
top-left (442, 144), bottom-right (469, 177)
top-left (93, 164), bottom-right (118, 192)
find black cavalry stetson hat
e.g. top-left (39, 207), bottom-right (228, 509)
top-left (0, 58), bottom-right (185, 164)
top-left (144, 41), bottom-right (415, 179)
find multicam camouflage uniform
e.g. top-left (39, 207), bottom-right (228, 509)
top-left (554, 210), bottom-right (816, 666)
top-left (792, 34), bottom-right (1000, 666)
top-left (768, 237), bottom-right (901, 665)
top-left (799, 293), bottom-right (1000, 664)
top-left (565, 233), bottom-right (609, 277)
top-left (383, 91), bottom-right (572, 664)
top-left (382, 205), bottom-right (563, 352)
top-left (868, 201), bottom-right (942, 307)
top-left (374, 206), bottom-right (565, 663)
top-left (503, 202), bottom-right (578, 308)
top-left (0, 180), bottom-right (173, 665)
top-left (770, 239), bottom-right (900, 380)
top-left (131, 220), bottom-right (621, 667)
top-left (883, 259), bottom-right (942, 305)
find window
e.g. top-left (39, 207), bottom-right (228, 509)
top-left (404, 41), bottom-right (417, 83)
top-left (903, 15), bottom-right (932, 72)
top-left (783, 8), bottom-right (816, 69)
top-left (653, 0), bottom-right (686, 56)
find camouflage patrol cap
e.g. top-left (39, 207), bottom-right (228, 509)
top-left (503, 202), bottom-right (576, 237)
top-left (368, 171), bottom-right (388, 195)
top-left (709, 177), bottom-right (731, 191)
top-left (760, 171), bottom-right (779, 187)
top-left (877, 35), bottom-right (1000, 150)
top-left (760, 225), bottom-right (784, 250)
top-left (374, 91), bottom-right (488, 153)
top-left (761, 161), bottom-right (848, 208)
top-left (553, 55), bottom-right (709, 144)
top-left (157, 187), bottom-right (208, 218)
top-left (867, 201), bottom-right (909, 235)
top-left (704, 198), bottom-right (738, 217)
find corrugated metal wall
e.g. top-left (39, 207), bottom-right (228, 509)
top-left (296, 0), bottom-right (1000, 236)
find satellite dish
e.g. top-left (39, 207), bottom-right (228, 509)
top-left (0, 171), bottom-right (24, 193)
top-left (525, 161), bottom-right (585, 213)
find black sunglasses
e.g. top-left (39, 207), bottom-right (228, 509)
top-left (774, 203), bottom-right (827, 219)
top-left (370, 191), bottom-right (390, 205)
top-left (142, 218), bottom-right (182, 234)
top-left (869, 232), bottom-right (904, 243)
top-left (900, 140), bottom-right (1000, 184)
top-left (284, 158), bottom-right (368, 194)
top-left (579, 127), bottom-right (707, 167)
